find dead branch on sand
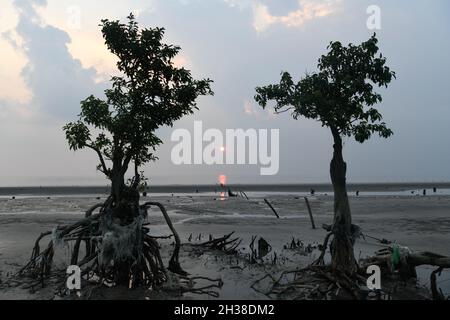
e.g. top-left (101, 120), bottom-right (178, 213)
top-left (192, 232), bottom-right (242, 255)
top-left (361, 248), bottom-right (450, 300)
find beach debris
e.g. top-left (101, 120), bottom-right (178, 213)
top-left (177, 276), bottom-right (224, 298)
top-left (289, 238), bottom-right (297, 249)
top-left (361, 247), bottom-right (450, 300)
top-left (227, 188), bottom-right (238, 197)
top-left (195, 232), bottom-right (242, 255)
top-left (258, 237), bottom-right (272, 259)
top-left (264, 198), bottom-right (280, 219)
top-left (239, 190), bottom-right (249, 200)
top-left (304, 197), bottom-right (316, 229)
top-left (363, 234), bottom-right (392, 245)
top-left (250, 266), bottom-right (362, 300)
top-left (285, 238), bottom-right (318, 257)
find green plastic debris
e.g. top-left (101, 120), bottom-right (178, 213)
top-left (391, 245), bottom-right (401, 269)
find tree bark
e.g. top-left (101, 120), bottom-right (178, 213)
top-left (329, 128), bottom-right (357, 276)
top-left (106, 164), bottom-right (142, 285)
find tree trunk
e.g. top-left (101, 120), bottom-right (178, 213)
top-left (329, 128), bottom-right (357, 276)
top-left (104, 167), bottom-right (142, 286)
top-left (110, 169), bottom-right (140, 224)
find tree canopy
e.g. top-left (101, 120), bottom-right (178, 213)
top-left (64, 14), bottom-right (213, 181)
top-left (255, 34), bottom-right (395, 142)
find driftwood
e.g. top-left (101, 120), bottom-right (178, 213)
top-left (304, 197), bottom-right (316, 229)
top-left (196, 232), bottom-right (242, 254)
top-left (361, 251), bottom-right (450, 271)
top-left (264, 199), bottom-right (280, 219)
top-left (430, 267), bottom-right (445, 300)
top-left (228, 189), bottom-right (238, 197)
top-left (361, 249), bottom-right (450, 300)
top-left (240, 191), bottom-right (249, 200)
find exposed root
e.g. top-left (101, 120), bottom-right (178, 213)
top-left (17, 200), bottom-right (186, 296)
top-left (179, 276), bottom-right (224, 298)
top-left (195, 232), bottom-right (242, 254)
top-left (313, 232), bottom-right (333, 266)
top-left (142, 202), bottom-right (186, 276)
top-left (250, 265), bottom-right (364, 300)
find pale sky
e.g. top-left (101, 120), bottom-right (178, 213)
top-left (0, 0), bottom-right (449, 186)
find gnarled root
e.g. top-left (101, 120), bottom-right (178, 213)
top-left (141, 201), bottom-right (187, 276)
top-left (18, 200), bottom-right (186, 294)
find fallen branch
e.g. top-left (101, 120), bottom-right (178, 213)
top-left (196, 232), bottom-right (241, 254)
top-left (361, 249), bottom-right (450, 300)
top-left (304, 197), bottom-right (316, 229)
top-left (264, 199), bottom-right (280, 219)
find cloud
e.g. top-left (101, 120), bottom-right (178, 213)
top-left (1, 0), bottom-right (105, 120)
top-left (252, 0), bottom-right (340, 32)
top-left (222, 0), bottom-right (340, 33)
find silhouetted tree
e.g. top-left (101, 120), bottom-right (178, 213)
top-left (65, 14), bottom-right (212, 206)
top-left (21, 14), bottom-right (212, 288)
top-left (255, 34), bottom-right (395, 275)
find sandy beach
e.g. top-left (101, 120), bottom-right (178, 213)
top-left (1, 184), bottom-right (449, 300)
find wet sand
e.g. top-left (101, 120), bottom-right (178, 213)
top-left (1, 189), bottom-right (450, 299)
